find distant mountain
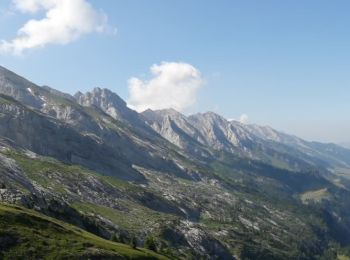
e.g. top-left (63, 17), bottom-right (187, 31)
top-left (143, 108), bottom-right (350, 173)
top-left (340, 142), bottom-right (350, 149)
top-left (1, 65), bottom-right (350, 259)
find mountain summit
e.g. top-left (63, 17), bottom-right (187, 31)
top-left (0, 66), bottom-right (350, 259)
top-left (75, 87), bottom-right (128, 119)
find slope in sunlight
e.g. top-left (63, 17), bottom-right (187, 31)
top-left (1, 65), bottom-right (350, 259)
top-left (0, 204), bottom-right (167, 259)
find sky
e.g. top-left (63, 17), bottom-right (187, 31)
top-left (0, 0), bottom-right (349, 143)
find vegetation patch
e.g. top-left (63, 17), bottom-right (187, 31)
top-left (0, 203), bottom-right (168, 259)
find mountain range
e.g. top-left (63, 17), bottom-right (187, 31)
top-left (340, 142), bottom-right (350, 149)
top-left (0, 65), bottom-right (350, 259)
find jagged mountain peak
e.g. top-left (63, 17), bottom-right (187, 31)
top-left (189, 111), bottom-right (229, 127)
top-left (143, 108), bottom-right (255, 153)
top-left (75, 87), bottom-right (133, 121)
top-left (1, 66), bottom-right (350, 259)
top-left (75, 87), bottom-right (127, 108)
top-left (1, 64), bottom-right (350, 171)
top-left (156, 108), bottom-right (184, 117)
top-left (75, 87), bottom-right (159, 140)
top-left (142, 108), bottom-right (186, 123)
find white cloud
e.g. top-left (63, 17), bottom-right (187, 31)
top-left (0, 0), bottom-right (112, 54)
top-left (239, 114), bottom-right (249, 124)
top-left (127, 62), bottom-right (203, 112)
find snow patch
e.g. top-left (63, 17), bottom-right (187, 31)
top-left (27, 88), bottom-right (33, 94)
top-left (39, 95), bottom-right (47, 102)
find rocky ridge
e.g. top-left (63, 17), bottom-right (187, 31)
top-left (0, 65), bottom-right (350, 259)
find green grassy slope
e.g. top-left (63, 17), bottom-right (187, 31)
top-left (0, 204), bottom-right (168, 260)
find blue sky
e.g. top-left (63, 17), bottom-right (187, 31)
top-left (0, 0), bottom-right (349, 143)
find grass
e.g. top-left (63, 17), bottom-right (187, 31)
top-left (5, 151), bottom-right (86, 192)
top-left (1, 148), bottom-right (341, 259)
top-left (4, 150), bottom-right (124, 192)
top-left (0, 95), bottom-right (15, 105)
top-left (101, 175), bottom-right (136, 191)
top-left (0, 203), bottom-right (168, 259)
top-left (5, 150), bottom-right (137, 192)
top-left (3, 150), bottom-right (177, 232)
top-left (73, 202), bottom-right (142, 231)
top-left (72, 201), bottom-right (178, 233)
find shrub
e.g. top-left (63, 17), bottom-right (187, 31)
top-left (110, 233), bottom-right (118, 242)
top-left (130, 236), bottom-right (137, 249)
top-left (144, 235), bottom-right (157, 252)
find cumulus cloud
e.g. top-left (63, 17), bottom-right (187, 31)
top-left (127, 62), bottom-right (203, 112)
top-left (0, 0), bottom-right (111, 54)
top-left (239, 114), bottom-right (249, 124)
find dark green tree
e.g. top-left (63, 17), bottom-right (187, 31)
top-left (144, 235), bottom-right (157, 252)
top-left (118, 233), bottom-right (127, 244)
top-left (110, 232), bottom-right (118, 242)
top-left (130, 235), bottom-right (137, 249)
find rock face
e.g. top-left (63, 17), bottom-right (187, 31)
top-left (0, 95), bottom-right (143, 181)
top-left (142, 109), bottom-right (212, 157)
top-left (75, 87), bottom-right (161, 139)
top-left (188, 112), bottom-right (254, 151)
top-left (75, 87), bottom-right (129, 120)
top-left (1, 65), bottom-right (350, 259)
top-left (0, 66), bottom-right (44, 109)
top-left (143, 108), bottom-right (350, 171)
top-left (0, 67), bottom-right (191, 182)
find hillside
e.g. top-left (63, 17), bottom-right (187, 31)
top-left (0, 203), bottom-right (167, 259)
top-left (0, 65), bottom-right (350, 259)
